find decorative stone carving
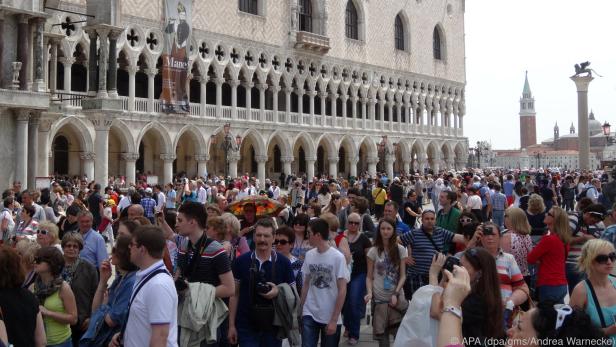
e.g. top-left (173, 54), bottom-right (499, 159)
top-left (80, 152), bottom-right (96, 160)
top-left (11, 62), bottom-right (22, 89)
top-left (121, 152), bottom-right (140, 161)
top-left (194, 154), bottom-right (209, 162)
top-left (160, 153), bottom-right (176, 162)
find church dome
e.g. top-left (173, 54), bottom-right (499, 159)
top-left (589, 110), bottom-right (602, 136)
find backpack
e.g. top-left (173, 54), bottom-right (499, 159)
top-left (576, 187), bottom-right (591, 201)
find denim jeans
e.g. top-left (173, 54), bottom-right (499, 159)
top-left (48, 337), bottom-right (73, 347)
top-left (343, 273), bottom-right (367, 340)
top-left (237, 325), bottom-right (282, 347)
top-left (537, 285), bottom-right (568, 304)
top-left (492, 210), bottom-right (505, 230)
top-left (302, 315), bottom-right (341, 347)
top-left (566, 262), bottom-right (585, 294)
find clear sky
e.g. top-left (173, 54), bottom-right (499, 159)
top-left (464, 0), bottom-right (616, 150)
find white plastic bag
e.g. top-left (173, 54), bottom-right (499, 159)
top-left (393, 285), bottom-right (443, 347)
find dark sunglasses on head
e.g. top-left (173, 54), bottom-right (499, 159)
top-left (595, 252), bottom-right (616, 264)
top-left (274, 239), bottom-right (290, 246)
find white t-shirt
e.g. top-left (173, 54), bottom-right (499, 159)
top-left (301, 246), bottom-right (350, 324)
top-left (0, 209), bottom-right (14, 237)
top-left (124, 260), bottom-right (178, 347)
top-left (467, 195), bottom-right (482, 210)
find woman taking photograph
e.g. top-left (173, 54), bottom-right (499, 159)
top-left (37, 222), bottom-right (62, 253)
top-left (527, 206), bottom-right (570, 304)
top-left (60, 233), bottom-right (98, 346)
top-left (570, 239), bottom-right (616, 344)
top-left (501, 207), bottom-right (534, 285)
top-left (365, 217), bottom-right (407, 347)
top-left (81, 235), bottom-right (137, 347)
top-left (342, 212), bottom-right (372, 345)
top-left (0, 246), bottom-right (46, 347)
top-left (430, 247), bottom-right (505, 343)
top-left (31, 246), bottom-right (77, 347)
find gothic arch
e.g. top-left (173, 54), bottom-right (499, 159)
top-left (315, 133), bottom-right (337, 160)
top-left (292, 132), bottom-right (316, 159)
top-left (174, 125), bottom-right (207, 155)
top-left (48, 116), bottom-right (94, 153)
top-left (239, 128), bottom-right (267, 157)
top-left (135, 121), bottom-right (173, 154)
top-left (357, 136), bottom-right (378, 158)
top-left (110, 119), bottom-right (136, 153)
top-left (267, 130), bottom-right (292, 158)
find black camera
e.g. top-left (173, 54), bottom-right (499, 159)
top-left (256, 282), bottom-right (272, 294)
top-left (443, 256), bottom-right (461, 273)
top-left (482, 225), bottom-right (494, 236)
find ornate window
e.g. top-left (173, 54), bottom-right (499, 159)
top-left (299, 0), bottom-right (312, 32)
top-left (345, 1), bottom-right (359, 40)
top-left (239, 0), bottom-right (258, 15)
top-left (395, 14), bottom-right (405, 50)
top-left (433, 26), bottom-right (442, 60)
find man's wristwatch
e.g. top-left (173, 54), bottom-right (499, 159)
top-left (442, 306), bottom-right (463, 320)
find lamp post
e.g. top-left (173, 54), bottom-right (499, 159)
top-left (211, 123), bottom-right (242, 178)
top-left (378, 135), bottom-right (390, 173)
top-left (533, 151), bottom-right (546, 169)
top-left (602, 122), bottom-right (616, 146)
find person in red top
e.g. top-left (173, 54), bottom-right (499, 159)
top-left (527, 206), bottom-right (571, 304)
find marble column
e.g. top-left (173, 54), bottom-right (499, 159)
top-left (367, 156), bottom-right (378, 178)
top-left (245, 82), bottom-right (253, 117)
top-left (195, 154), bottom-right (209, 178)
top-left (87, 30), bottom-right (98, 96)
top-left (121, 152), bottom-right (139, 185)
top-left (27, 115), bottom-right (40, 189)
top-left (297, 90), bottom-right (304, 125)
top-left (91, 115), bottom-right (113, 185)
top-left (281, 156), bottom-right (293, 177)
top-left (80, 152), bottom-right (95, 182)
top-left (199, 76), bottom-right (208, 117)
top-left (147, 68), bottom-right (157, 113)
top-left (127, 65), bottom-right (137, 111)
top-left (379, 98), bottom-right (386, 131)
top-left (16, 112), bottom-right (29, 189)
top-left (60, 57), bottom-right (74, 92)
top-left (402, 160), bottom-right (411, 175)
top-left (230, 79), bottom-right (239, 119)
top-left (107, 30), bottom-right (120, 98)
top-left (271, 85), bottom-right (280, 121)
top-left (17, 15), bottom-right (29, 90)
top-left (360, 97), bottom-right (367, 129)
top-left (37, 118), bottom-right (53, 177)
top-left (96, 28), bottom-right (110, 98)
top-left (328, 157), bottom-right (338, 179)
top-left (215, 77), bottom-right (224, 118)
top-left (160, 154), bottom-right (176, 185)
top-left (319, 91), bottom-right (327, 127)
top-left (349, 157), bottom-right (358, 178)
top-left (228, 153), bottom-right (239, 179)
top-left (32, 18), bottom-right (45, 92)
top-left (388, 100), bottom-right (394, 131)
top-left (308, 90), bottom-right (316, 126)
top-left (306, 158), bottom-right (316, 182)
top-left (385, 154), bottom-right (394, 181)
top-left (0, 15), bottom-right (4, 87)
top-left (340, 94), bottom-right (348, 128)
top-left (256, 155), bottom-right (267, 187)
top-left (571, 75), bottom-right (594, 170)
top-left (284, 87), bottom-right (292, 124)
top-left (257, 83), bottom-right (267, 121)
top-left (49, 41), bottom-right (58, 93)
top-left (368, 98), bottom-right (376, 129)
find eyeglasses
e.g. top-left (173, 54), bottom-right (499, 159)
top-left (274, 239), bottom-right (290, 246)
top-left (460, 217), bottom-right (473, 224)
top-left (37, 230), bottom-right (49, 235)
top-left (594, 252), bottom-right (616, 264)
top-left (348, 221), bottom-right (360, 226)
top-left (34, 257), bottom-right (44, 264)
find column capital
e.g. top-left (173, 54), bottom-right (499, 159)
top-left (95, 27), bottom-right (110, 39)
top-left (318, 91), bottom-right (328, 98)
top-left (127, 65), bottom-right (138, 75)
top-left (340, 94), bottom-right (348, 101)
top-left (228, 152), bottom-right (241, 162)
top-left (146, 68), bottom-right (158, 77)
top-left (255, 154), bottom-right (268, 163)
top-left (360, 97), bottom-right (368, 104)
top-left (243, 82), bottom-right (254, 89)
top-left (570, 75), bottom-right (594, 92)
top-left (269, 85), bottom-right (281, 93)
top-left (296, 88), bottom-right (305, 96)
top-left (194, 154), bottom-right (210, 162)
top-left (256, 83), bottom-right (268, 91)
top-left (228, 79), bottom-right (240, 88)
top-left (307, 91), bottom-right (317, 97)
top-left (328, 156), bottom-right (339, 164)
top-left (281, 156), bottom-right (294, 163)
top-left (80, 152), bottom-right (96, 160)
top-left (16, 109), bottom-right (31, 122)
top-left (160, 153), bottom-right (176, 162)
top-left (89, 115), bottom-right (113, 131)
top-left (305, 156), bottom-right (317, 162)
top-left (284, 87), bottom-right (294, 94)
top-left (349, 156), bottom-right (360, 164)
top-left (38, 117), bottom-right (54, 132)
top-left (214, 77), bottom-right (225, 85)
top-left (367, 156), bottom-right (379, 165)
top-left (59, 57), bottom-right (75, 66)
top-left (199, 76), bottom-right (209, 84)
top-left (121, 152), bottom-right (140, 161)
top-left (28, 113), bottom-right (41, 125)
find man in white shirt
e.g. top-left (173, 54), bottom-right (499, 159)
top-left (153, 184), bottom-right (166, 212)
top-left (301, 218), bottom-right (349, 347)
top-left (110, 225), bottom-right (178, 347)
top-left (270, 180), bottom-right (281, 200)
top-left (196, 180), bottom-right (208, 204)
top-left (118, 187), bottom-right (134, 212)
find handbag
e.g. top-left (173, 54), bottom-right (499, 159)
top-left (509, 288), bottom-right (536, 329)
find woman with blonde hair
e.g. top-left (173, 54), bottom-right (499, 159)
top-left (527, 206), bottom-right (570, 304)
top-left (36, 221), bottom-right (62, 253)
top-left (526, 193), bottom-right (547, 241)
top-left (15, 239), bottom-right (41, 288)
top-left (220, 212), bottom-right (249, 260)
top-left (500, 207), bottom-right (533, 283)
top-left (570, 239), bottom-right (616, 344)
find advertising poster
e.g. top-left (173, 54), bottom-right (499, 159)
top-left (161, 0), bottom-right (191, 113)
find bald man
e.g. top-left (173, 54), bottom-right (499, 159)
top-left (127, 204), bottom-right (145, 220)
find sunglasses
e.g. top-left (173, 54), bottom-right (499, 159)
top-left (595, 252), bottom-right (616, 264)
top-left (348, 221), bottom-right (361, 225)
top-left (34, 257), bottom-right (44, 264)
top-left (37, 229), bottom-right (49, 235)
top-left (274, 239), bottom-right (290, 245)
top-left (460, 217), bottom-right (473, 224)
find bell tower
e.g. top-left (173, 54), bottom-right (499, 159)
top-left (519, 71), bottom-right (537, 148)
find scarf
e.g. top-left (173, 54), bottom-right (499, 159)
top-left (34, 276), bottom-right (64, 305)
top-left (62, 258), bottom-right (81, 284)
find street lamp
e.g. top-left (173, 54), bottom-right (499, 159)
top-left (602, 121), bottom-right (616, 145)
top-left (378, 135), bottom-right (390, 173)
top-left (533, 151), bottom-right (546, 169)
top-left (211, 123), bottom-right (242, 178)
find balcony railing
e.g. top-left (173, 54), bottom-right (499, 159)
top-left (295, 31), bottom-right (330, 53)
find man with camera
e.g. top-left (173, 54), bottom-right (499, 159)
top-left (400, 210), bottom-right (468, 299)
top-left (227, 218), bottom-right (295, 347)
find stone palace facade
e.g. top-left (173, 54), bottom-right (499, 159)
top-left (0, 0), bottom-right (468, 189)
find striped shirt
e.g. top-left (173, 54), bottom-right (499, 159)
top-left (567, 213), bottom-right (604, 265)
top-left (176, 235), bottom-right (231, 286)
top-left (495, 250), bottom-right (525, 299)
top-left (400, 226), bottom-right (454, 276)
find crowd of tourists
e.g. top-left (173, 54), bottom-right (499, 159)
top-left (0, 168), bottom-right (615, 347)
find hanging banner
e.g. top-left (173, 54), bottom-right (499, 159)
top-left (161, 0), bottom-right (191, 113)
